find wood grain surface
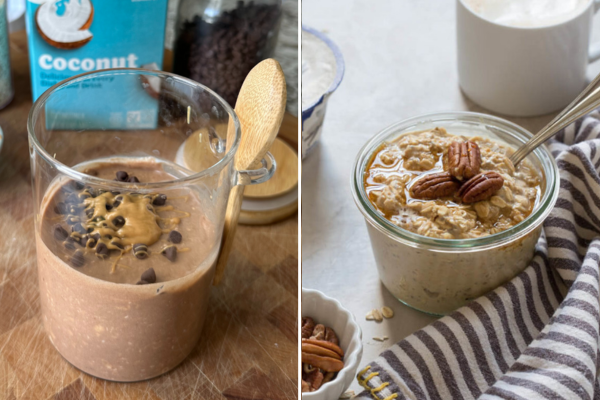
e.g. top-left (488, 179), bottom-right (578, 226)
top-left (0, 31), bottom-right (298, 400)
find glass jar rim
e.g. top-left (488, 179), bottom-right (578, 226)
top-left (27, 68), bottom-right (241, 190)
top-left (351, 111), bottom-right (560, 251)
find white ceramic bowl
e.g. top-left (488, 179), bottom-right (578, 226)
top-left (302, 288), bottom-right (362, 399)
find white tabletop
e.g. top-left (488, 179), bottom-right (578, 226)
top-left (302, 0), bottom-right (600, 395)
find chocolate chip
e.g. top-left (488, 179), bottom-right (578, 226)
top-left (128, 176), bottom-right (140, 183)
top-left (95, 242), bottom-right (109, 259)
top-left (168, 231), bottom-right (182, 244)
top-left (132, 243), bottom-right (148, 259)
top-left (136, 280), bottom-right (149, 285)
top-left (53, 224), bottom-right (68, 241)
top-left (84, 187), bottom-right (97, 198)
top-left (71, 250), bottom-right (85, 267)
top-left (141, 268), bottom-right (156, 283)
top-left (153, 194), bottom-right (167, 206)
top-left (115, 171), bottom-right (129, 181)
top-left (83, 235), bottom-right (97, 248)
top-left (71, 181), bottom-right (84, 190)
top-left (161, 246), bottom-right (177, 262)
top-left (63, 237), bottom-right (76, 250)
top-left (105, 204), bottom-right (113, 211)
top-left (91, 233), bottom-right (101, 241)
top-left (112, 216), bottom-right (125, 228)
top-left (72, 223), bottom-right (87, 234)
top-left (54, 202), bottom-right (67, 215)
top-left (113, 196), bottom-right (123, 208)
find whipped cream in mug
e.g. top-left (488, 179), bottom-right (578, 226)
top-left (462, 0), bottom-right (589, 27)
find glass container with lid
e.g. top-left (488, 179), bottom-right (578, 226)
top-left (173, 0), bottom-right (282, 107)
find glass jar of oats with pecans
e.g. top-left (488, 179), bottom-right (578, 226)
top-left (351, 112), bottom-right (559, 315)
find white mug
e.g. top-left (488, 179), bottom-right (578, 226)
top-left (457, 0), bottom-right (600, 117)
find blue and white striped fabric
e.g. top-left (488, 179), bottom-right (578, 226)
top-left (356, 111), bottom-right (600, 400)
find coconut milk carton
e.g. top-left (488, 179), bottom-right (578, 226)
top-left (25, 0), bottom-right (168, 129)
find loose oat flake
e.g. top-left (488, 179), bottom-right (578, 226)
top-left (381, 306), bottom-right (394, 318)
top-left (366, 309), bottom-right (383, 322)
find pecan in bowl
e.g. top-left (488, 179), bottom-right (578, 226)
top-left (301, 317), bottom-right (344, 393)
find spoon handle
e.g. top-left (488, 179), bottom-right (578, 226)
top-left (510, 72), bottom-right (600, 166)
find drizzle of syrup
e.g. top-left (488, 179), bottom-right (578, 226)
top-left (364, 143), bottom-right (462, 219)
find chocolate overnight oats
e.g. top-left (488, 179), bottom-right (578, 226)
top-left (352, 114), bottom-right (559, 315)
top-left (365, 127), bottom-right (543, 239)
top-left (37, 158), bottom-right (219, 381)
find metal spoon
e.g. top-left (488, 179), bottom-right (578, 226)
top-left (510, 72), bottom-right (600, 166)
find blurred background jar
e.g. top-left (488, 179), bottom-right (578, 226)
top-left (173, 0), bottom-right (282, 107)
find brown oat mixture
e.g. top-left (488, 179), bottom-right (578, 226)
top-left (364, 128), bottom-right (543, 239)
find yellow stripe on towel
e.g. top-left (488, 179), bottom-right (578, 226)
top-left (356, 365), bottom-right (399, 400)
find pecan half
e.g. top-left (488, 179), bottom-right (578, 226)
top-left (310, 324), bottom-right (325, 340)
top-left (458, 171), bottom-right (504, 203)
top-left (302, 342), bottom-right (342, 360)
top-left (324, 327), bottom-right (339, 345)
top-left (302, 317), bottom-right (315, 339)
top-left (302, 338), bottom-right (345, 357)
top-left (302, 352), bottom-right (345, 372)
top-left (448, 141), bottom-right (481, 181)
top-left (304, 369), bottom-right (324, 391)
top-left (301, 380), bottom-right (311, 393)
top-left (411, 172), bottom-right (460, 200)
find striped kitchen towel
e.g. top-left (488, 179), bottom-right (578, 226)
top-left (356, 111), bottom-right (600, 400)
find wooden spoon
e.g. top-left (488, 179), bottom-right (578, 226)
top-left (213, 59), bottom-right (287, 285)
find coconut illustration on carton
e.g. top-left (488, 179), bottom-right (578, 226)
top-left (35, 0), bottom-right (94, 49)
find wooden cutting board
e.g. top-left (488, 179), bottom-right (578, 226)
top-left (0, 31), bottom-right (298, 400)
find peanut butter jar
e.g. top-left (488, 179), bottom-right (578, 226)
top-left (351, 112), bottom-right (559, 315)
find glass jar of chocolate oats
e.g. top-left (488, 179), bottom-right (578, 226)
top-left (351, 112), bottom-right (559, 315)
top-left (173, 0), bottom-right (282, 107)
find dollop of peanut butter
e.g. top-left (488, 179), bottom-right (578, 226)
top-left (84, 192), bottom-right (163, 249)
